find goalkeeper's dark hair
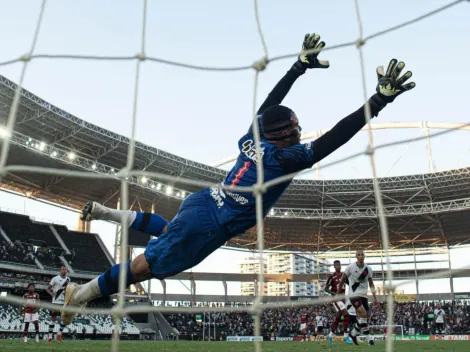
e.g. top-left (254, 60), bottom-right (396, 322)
top-left (261, 105), bottom-right (300, 143)
top-left (333, 260), bottom-right (341, 265)
top-left (262, 105), bottom-right (294, 131)
top-left (27, 283), bottom-right (35, 289)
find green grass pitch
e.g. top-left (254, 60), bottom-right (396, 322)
top-left (0, 340), bottom-right (468, 351)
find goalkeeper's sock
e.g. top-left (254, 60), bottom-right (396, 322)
top-left (130, 212), bottom-right (168, 237)
top-left (87, 203), bottom-right (168, 237)
top-left (89, 203), bottom-right (137, 226)
top-left (75, 260), bottom-right (137, 303)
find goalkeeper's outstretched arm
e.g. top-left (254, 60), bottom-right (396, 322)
top-left (257, 33), bottom-right (329, 116)
top-left (272, 59), bottom-right (415, 176)
top-left (311, 59), bottom-right (416, 165)
top-left (256, 65), bottom-right (304, 116)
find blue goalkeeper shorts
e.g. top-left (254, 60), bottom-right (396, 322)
top-left (144, 190), bottom-right (229, 279)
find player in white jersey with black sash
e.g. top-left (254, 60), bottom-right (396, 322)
top-left (46, 265), bottom-right (71, 343)
top-left (315, 314), bottom-right (327, 341)
top-left (434, 304), bottom-right (446, 338)
top-left (338, 250), bottom-right (378, 346)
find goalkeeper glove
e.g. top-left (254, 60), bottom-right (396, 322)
top-left (369, 58), bottom-right (416, 114)
top-left (292, 33), bottom-right (330, 74)
top-left (376, 58), bottom-right (415, 102)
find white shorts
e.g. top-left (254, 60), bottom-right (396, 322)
top-left (333, 300), bottom-right (346, 312)
top-left (24, 313), bottom-right (39, 323)
top-left (346, 299), bottom-right (356, 316)
top-left (300, 323), bottom-right (307, 330)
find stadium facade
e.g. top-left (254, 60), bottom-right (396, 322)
top-left (239, 257), bottom-right (267, 296)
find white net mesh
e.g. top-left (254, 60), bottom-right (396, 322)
top-left (0, 0), bottom-right (469, 351)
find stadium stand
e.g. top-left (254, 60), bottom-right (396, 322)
top-left (0, 210), bottom-right (111, 274)
top-left (0, 303), bottom-right (140, 336)
top-left (0, 212), bottom-right (58, 247)
top-left (0, 237), bottom-right (36, 266)
top-left (0, 211), bottom-right (140, 341)
top-left (57, 227), bottom-right (111, 273)
top-left (34, 246), bottom-right (64, 269)
top-left (0, 209), bottom-right (143, 339)
top-left (0, 304), bottom-right (22, 332)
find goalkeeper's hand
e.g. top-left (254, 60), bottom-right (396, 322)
top-left (376, 59), bottom-right (415, 103)
top-left (293, 33), bottom-right (330, 73)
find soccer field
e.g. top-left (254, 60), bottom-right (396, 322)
top-left (0, 341), bottom-right (468, 352)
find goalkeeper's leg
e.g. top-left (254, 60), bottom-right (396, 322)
top-left (81, 201), bottom-right (168, 237)
top-left (64, 192), bottom-right (227, 325)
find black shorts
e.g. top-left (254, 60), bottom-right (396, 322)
top-left (350, 296), bottom-right (369, 312)
top-left (316, 326), bottom-right (323, 333)
top-left (435, 323), bottom-right (444, 331)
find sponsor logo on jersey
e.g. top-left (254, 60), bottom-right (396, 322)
top-left (241, 140), bottom-right (264, 165)
top-left (210, 186), bottom-right (249, 207)
top-left (226, 191), bottom-right (248, 205)
top-left (210, 186), bottom-right (225, 208)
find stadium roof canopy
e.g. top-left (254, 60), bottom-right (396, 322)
top-left (1, 74), bottom-right (470, 252)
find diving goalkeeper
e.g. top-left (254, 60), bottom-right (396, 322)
top-left (61, 33), bottom-right (415, 324)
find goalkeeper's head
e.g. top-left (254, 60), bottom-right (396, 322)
top-left (261, 105), bottom-right (302, 147)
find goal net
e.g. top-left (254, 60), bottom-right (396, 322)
top-left (0, 1), bottom-right (468, 352)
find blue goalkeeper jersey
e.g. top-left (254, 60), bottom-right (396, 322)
top-left (207, 116), bottom-right (316, 237)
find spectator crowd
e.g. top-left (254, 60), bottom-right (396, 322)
top-left (164, 300), bottom-right (470, 339)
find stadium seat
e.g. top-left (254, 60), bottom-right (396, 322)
top-left (54, 225), bottom-right (111, 273)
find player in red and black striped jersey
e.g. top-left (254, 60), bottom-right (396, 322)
top-left (21, 283), bottom-right (40, 343)
top-left (299, 308), bottom-right (309, 341)
top-left (325, 260), bottom-right (352, 344)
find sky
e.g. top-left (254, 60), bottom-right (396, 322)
top-left (0, 0), bottom-right (469, 298)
